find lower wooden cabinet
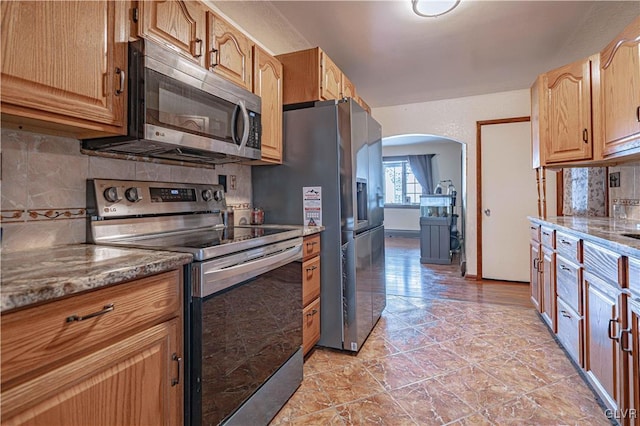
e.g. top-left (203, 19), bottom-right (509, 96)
top-left (301, 233), bottom-right (321, 356)
top-left (541, 245), bottom-right (556, 331)
top-left (557, 297), bottom-right (583, 366)
top-left (530, 240), bottom-right (542, 311)
top-left (303, 298), bottom-right (321, 355)
top-left (584, 271), bottom-right (624, 415)
top-left (0, 270), bottom-right (184, 425)
top-left (625, 296), bottom-right (639, 424)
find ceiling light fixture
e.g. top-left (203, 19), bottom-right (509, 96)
top-left (412, 0), bottom-right (460, 17)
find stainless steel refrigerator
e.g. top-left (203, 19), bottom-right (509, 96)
top-left (252, 98), bottom-right (385, 352)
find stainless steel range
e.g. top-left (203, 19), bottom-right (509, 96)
top-left (87, 179), bottom-right (304, 426)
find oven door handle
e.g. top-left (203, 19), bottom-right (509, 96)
top-left (197, 242), bottom-right (303, 297)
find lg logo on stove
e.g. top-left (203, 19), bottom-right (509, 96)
top-left (103, 207), bottom-right (117, 213)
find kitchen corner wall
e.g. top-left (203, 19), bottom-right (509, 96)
top-left (0, 129), bottom-right (253, 252)
top-left (609, 161), bottom-right (640, 220)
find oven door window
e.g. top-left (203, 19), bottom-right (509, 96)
top-left (144, 69), bottom-right (244, 144)
top-left (192, 262), bottom-right (302, 425)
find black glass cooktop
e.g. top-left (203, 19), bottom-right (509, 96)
top-left (114, 226), bottom-right (302, 261)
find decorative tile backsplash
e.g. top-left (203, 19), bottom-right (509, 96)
top-left (562, 167), bottom-right (607, 217)
top-left (1, 129), bottom-right (253, 252)
top-left (609, 161), bottom-right (640, 220)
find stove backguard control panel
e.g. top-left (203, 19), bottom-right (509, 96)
top-left (87, 179), bottom-right (227, 219)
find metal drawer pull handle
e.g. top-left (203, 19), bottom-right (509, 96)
top-left (542, 232), bottom-right (550, 236)
top-left (560, 239), bottom-right (572, 246)
top-left (621, 328), bottom-right (632, 353)
top-left (530, 226), bottom-right (536, 230)
top-left (636, 105), bottom-right (640, 123)
top-left (608, 318), bottom-right (619, 341)
top-left (533, 258), bottom-right (539, 270)
top-left (306, 265), bottom-right (318, 272)
top-left (194, 38), bottom-right (203, 58)
top-left (306, 241), bottom-right (318, 247)
top-left (172, 353), bottom-right (182, 386)
top-left (560, 310), bottom-right (571, 319)
top-left (582, 128), bottom-right (588, 143)
top-left (306, 309), bottom-right (318, 317)
top-left (210, 48), bottom-right (219, 68)
top-left (559, 264), bottom-right (571, 271)
top-left (115, 68), bottom-right (125, 95)
top-left (66, 303), bottom-right (114, 323)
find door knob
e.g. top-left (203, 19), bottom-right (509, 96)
top-left (484, 209), bottom-right (491, 216)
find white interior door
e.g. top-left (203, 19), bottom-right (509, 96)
top-left (481, 121), bottom-right (538, 282)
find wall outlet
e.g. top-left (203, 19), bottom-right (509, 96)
top-left (609, 172), bottom-right (620, 188)
top-left (230, 175), bottom-right (237, 190)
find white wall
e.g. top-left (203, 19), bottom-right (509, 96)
top-left (383, 141), bottom-right (462, 232)
top-left (373, 89), bottom-right (531, 276)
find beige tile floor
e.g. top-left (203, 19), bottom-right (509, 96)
top-left (271, 295), bottom-right (612, 425)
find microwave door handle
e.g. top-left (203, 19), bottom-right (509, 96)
top-left (231, 103), bottom-right (241, 145)
top-left (238, 100), bottom-right (250, 149)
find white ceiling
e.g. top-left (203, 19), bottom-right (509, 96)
top-left (212, 1), bottom-right (639, 108)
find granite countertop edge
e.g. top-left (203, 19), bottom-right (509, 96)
top-left (1, 245), bottom-right (193, 313)
top-left (528, 216), bottom-right (640, 258)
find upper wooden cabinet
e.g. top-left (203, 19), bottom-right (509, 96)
top-left (599, 16), bottom-right (640, 158)
top-left (138, 0), bottom-right (207, 67)
top-left (206, 11), bottom-right (253, 91)
top-left (321, 51), bottom-right (342, 100)
top-left (1, 1), bottom-right (128, 138)
top-left (277, 47), bottom-right (369, 108)
top-left (251, 46), bottom-right (283, 164)
top-left (543, 56), bottom-right (595, 164)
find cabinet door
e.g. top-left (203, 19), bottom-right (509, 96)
top-left (320, 52), bottom-right (342, 100)
top-left (342, 74), bottom-right (356, 99)
top-left (541, 246), bottom-right (556, 331)
top-left (253, 46), bottom-right (283, 163)
top-left (584, 272), bottom-right (622, 412)
top-left (544, 57), bottom-right (593, 163)
top-left (138, 0), bottom-right (206, 67)
top-left (207, 12), bottom-right (253, 91)
top-left (1, 1), bottom-right (126, 136)
top-left (1, 319), bottom-right (182, 426)
top-left (626, 297), bottom-right (639, 423)
top-left (530, 241), bottom-right (542, 312)
top-left (600, 17), bottom-right (640, 157)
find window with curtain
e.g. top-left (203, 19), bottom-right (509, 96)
top-left (383, 157), bottom-right (424, 206)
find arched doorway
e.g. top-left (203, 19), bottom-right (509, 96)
top-left (381, 133), bottom-right (467, 273)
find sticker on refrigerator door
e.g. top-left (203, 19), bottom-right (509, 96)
top-left (303, 186), bottom-right (322, 226)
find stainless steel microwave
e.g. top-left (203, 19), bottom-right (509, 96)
top-left (82, 39), bottom-right (261, 165)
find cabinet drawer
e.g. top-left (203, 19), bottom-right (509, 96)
top-left (529, 223), bottom-right (541, 243)
top-left (302, 257), bottom-right (321, 307)
top-left (583, 241), bottom-right (621, 284)
top-left (541, 226), bottom-right (555, 249)
top-left (303, 234), bottom-right (321, 260)
top-left (556, 231), bottom-right (582, 263)
top-left (302, 298), bottom-right (320, 355)
top-left (1, 270), bottom-right (181, 386)
top-left (556, 255), bottom-right (582, 314)
top-left (629, 255), bottom-right (640, 297)
top-left (556, 297), bottom-right (583, 366)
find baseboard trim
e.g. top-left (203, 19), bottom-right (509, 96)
top-left (465, 274), bottom-right (478, 281)
top-left (385, 230), bottom-right (420, 238)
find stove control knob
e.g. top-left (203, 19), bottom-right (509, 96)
top-left (103, 187), bottom-right (122, 203)
top-left (125, 187), bottom-right (143, 203)
top-left (213, 190), bottom-right (224, 202)
top-left (201, 189), bottom-right (213, 202)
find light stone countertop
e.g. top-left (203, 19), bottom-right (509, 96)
top-left (1, 245), bottom-right (193, 313)
top-left (528, 216), bottom-right (640, 258)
